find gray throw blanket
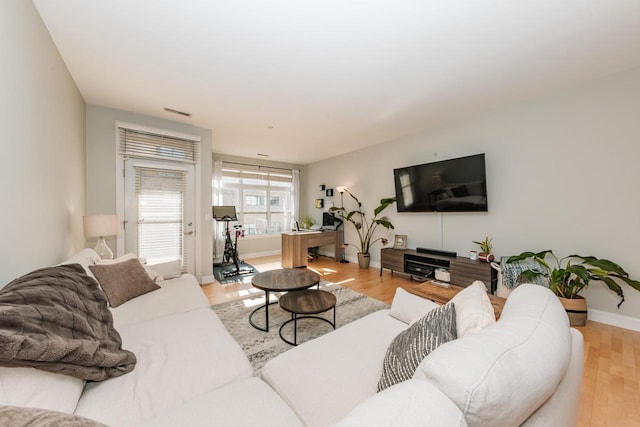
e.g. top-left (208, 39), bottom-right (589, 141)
top-left (500, 256), bottom-right (549, 290)
top-left (0, 263), bottom-right (136, 381)
top-left (0, 406), bottom-right (107, 427)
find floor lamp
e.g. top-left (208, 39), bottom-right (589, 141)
top-left (336, 186), bottom-right (349, 263)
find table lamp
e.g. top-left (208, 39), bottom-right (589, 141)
top-left (83, 214), bottom-right (119, 259)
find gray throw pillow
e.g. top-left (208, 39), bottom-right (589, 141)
top-left (378, 302), bottom-right (457, 392)
top-left (89, 258), bottom-right (160, 307)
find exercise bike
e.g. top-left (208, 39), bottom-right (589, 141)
top-left (213, 205), bottom-right (253, 278)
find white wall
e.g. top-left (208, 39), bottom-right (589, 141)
top-left (307, 67), bottom-right (640, 323)
top-left (86, 105), bottom-right (213, 282)
top-left (0, 0), bottom-right (86, 286)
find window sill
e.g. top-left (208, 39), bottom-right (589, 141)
top-left (242, 233), bottom-right (282, 240)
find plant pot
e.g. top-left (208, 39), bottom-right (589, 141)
top-left (357, 253), bottom-right (371, 269)
top-left (558, 295), bottom-right (587, 326)
top-left (478, 252), bottom-right (495, 263)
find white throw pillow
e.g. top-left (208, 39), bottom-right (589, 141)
top-left (0, 367), bottom-right (84, 414)
top-left (389, 288), bottom-right (439, 324)
top-left (147, 259), bottom-right (182, 281)
top-left (449, 280), bottom-right (495, 337)
top-left (58, 248), bottom-right (100, 278)
top-left (96, 253), bottom-right (162, 283)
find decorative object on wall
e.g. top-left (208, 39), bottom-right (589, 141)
top-left (83, 214), bottom-right (120, 259)
top-left (315, 199), bottom-right (324, 208)
top-left (507, 250), bottom-right (640, 326)
top-left (326, 188), bottom-right (334, 197)
top-left (330, 189), bottom-right (396, 269)
top-left (319, 184), bottom-right (325, 191)
top-left (393, 234), bottom-right (407, 250)
top-left (473, 236), bottom-right (495, 262)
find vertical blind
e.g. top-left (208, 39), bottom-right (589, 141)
top-left (134, 166), bottom-right (188, 271)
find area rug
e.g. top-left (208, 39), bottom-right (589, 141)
top-left (212, 282), bottom-right (389, 370)
top-left (213, 262), bottom-right (258, 285)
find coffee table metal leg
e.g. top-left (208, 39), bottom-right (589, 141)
top-left (333, 305), bottom-right (336, 329)
top-left (293, 313), bottom-right (297, 345)
top-left (249, 290), bottom-right (277, 332)
top-left (279, 315), bottom-right (335, 346)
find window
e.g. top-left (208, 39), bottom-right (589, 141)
top-left (220, 165), bottom-right (293, 235)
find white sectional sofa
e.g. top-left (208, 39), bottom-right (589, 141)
top-left (0, 249), bottom-right (584, 426)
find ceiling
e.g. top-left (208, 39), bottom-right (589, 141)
top-left (34, 0), bottom-right (640, 165)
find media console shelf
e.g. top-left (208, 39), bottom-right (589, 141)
top-left (380, 247), bottom-right (497, 293)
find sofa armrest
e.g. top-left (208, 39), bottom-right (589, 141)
top-left (521, 327), bottom-right (584, 427)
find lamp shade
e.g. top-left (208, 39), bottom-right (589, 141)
top-left (83, 214), bottom-right (120, 238)
top-left (336, 186), bottom-right (347, 194)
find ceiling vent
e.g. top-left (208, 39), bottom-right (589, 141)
top-left (164, 107), bottom-right (191, 117)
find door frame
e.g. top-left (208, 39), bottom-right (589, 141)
top-left (115, 121), bottom-right (202, 277)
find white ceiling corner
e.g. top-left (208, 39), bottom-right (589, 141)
top-left (33, 0), bottom-right (640, 165)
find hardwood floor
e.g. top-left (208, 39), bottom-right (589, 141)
top-left (202, 255), bottom-right (640, 427)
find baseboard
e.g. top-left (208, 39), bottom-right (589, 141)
top-left (200, 275), bottom-right (215, 285)
top-left (240, 249), bottom-right (281, 259)
top-left (341, 255), bottom-right (382, 269)
top-left (588, 308), bottom-right (640, 332)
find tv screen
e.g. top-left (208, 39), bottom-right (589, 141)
top-left (394, 154), bottom-right (488, 212)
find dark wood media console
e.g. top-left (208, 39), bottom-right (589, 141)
top-left (380, 247), bottom-right (497, 293)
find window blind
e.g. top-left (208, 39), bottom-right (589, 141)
top-left (135, 166), bottom-right (188, 271)
top-left (119, 127), bottom-right (199, 163)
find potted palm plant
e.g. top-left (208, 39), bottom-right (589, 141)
top-left (330, 190), bottom-right (396, 268)
top-left (507, 250), bottom-right (640, 326)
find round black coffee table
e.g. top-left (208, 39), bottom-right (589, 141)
top-left (249, 268), bottom-right (320, 332)
top-left (278, 289), bottom-right (336, 346)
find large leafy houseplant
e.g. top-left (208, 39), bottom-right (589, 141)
top-left (329, 190), bottom-right (396, 265)
top-left (507, 250), bottom-right (640, 308)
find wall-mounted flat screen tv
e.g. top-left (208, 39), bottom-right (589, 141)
top-left (394, 153), bottom-right (488, 212)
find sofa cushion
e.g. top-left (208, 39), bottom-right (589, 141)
top-left (336, 379), bottom-right (467, 427)
top-left (0, 367), bottom-right (84, 414)
top-left (89, 258), bottom-right (160, 307)
top-left (74, 308), bottom-right (253, 426)
top-left (449, 280), bottom-right (495, 337)
top-left (413, 284), bottom-right (572, 426)
top-left (389, 287), bottom-right (439, 324)
top-left (138, 377), bottom-right (303, 427)
top-left (260, 309), bottom-right (407, 427)
top-left (378, 303), bottom-right (456, 391)
top-left (109, 274), bottom-right (209, 329)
